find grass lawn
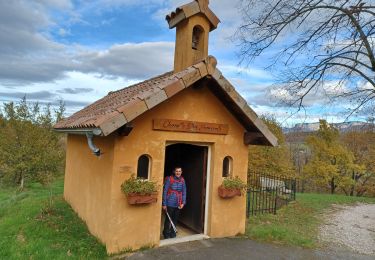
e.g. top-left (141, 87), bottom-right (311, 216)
top-left (2, 179), bottom-right (375, 258)
top-left (0, 178), bottom-right (107, 259)
top-left (245, 193), bottom-right (375, 248)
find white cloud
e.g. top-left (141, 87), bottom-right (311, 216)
top-left (50, 71), bottom-right (137, 102)
top-left (76, 42), bottom-right (174, 79)
top-left (0, 1), bottom-right (60, 53)
top-left (0, 0), bottom-right (239, 84)
top-left (0, 0), bottom-right (176, 84)
top-left (267, 80), bottom-right (352, 108)
top-left (37, 0), bottom-right (73, 10)
top-left (0, 1), bottom-right (72, 83)
top-left (58, 28), bottom-right (71, 36)
top-left (0, 71), bottom-right (138, 115)
top-left (359, 81), bottom-right (374, 91)
top-left (220, 65), bottom-right (272, 80)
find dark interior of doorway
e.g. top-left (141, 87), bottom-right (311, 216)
top-left (162, 143), bottom-right (208, 237)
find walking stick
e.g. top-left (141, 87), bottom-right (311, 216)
top-left (165, 210), bottom-right (178, 234)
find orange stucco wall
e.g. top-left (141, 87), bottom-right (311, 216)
top-left (105, 85), bottom-right (249, 253)
top-left (64, 134), bottom-right (114, 244)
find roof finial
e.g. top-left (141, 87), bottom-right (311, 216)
top-left (196, 0), bottom-right (209, 8)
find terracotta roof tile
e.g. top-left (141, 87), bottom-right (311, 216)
top-left (54, 69), bottom-right (191, 130)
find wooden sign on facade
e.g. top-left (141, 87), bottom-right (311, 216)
top-left (153, 119), bottom-right (229, 135)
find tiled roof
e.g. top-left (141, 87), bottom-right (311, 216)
top-left (54, 57), bottom-right (212, 135)
top-left (166, 0), bottom-right (220, 31)
top-left (54, 56), bottom-right (278, 146)
top-left (55, 72), bottom-right (173, 129)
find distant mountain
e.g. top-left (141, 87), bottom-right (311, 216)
top-left (283, 121), bottom-right (374, 133)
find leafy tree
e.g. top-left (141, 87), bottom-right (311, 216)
top-left (288, 141), bottom-right (310, 193)
top-left (54, 100), bottom-right (66, 123)
top-left (304, 120), bottom-right (363, 194)
top-left (248, 116), bottom-right (295, 178)
top-left (235, 0), bottom-right (375, 116)
top-left (341, 130), bottom-right (375, 196)
top-left (0, 98), bottom-right (65, 189)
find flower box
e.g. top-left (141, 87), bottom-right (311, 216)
top-left (121, 175), bottom-right (159, 205)
top-left (218, 176), bottom-right (247, 199)
top-left (218, 186), bottom-right (241, 198)
top-left (126, 192), bottom-right (158, 205)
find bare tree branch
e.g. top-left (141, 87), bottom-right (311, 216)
top-left (235, 0), bottom-right (375, 118)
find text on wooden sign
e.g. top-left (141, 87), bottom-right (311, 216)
top-left (153, 119), bottom-right (229, 135)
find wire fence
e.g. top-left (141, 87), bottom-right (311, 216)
top-left (246, 172), bottom-right (297, 217)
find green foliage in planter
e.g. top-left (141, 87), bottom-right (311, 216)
top-left (222, 176), bottom-right (247, 193)
top-left (120, 175), bottom-right (159, 195)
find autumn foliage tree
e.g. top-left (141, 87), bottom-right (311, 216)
top-left (0, 98), bottom-right (65, 189)
top-left (341, 129), bottom-right (375, 196)
top-left (248, 116), bottom-right (295, 178)
top-left (304, 120), bottom-right (364, 194)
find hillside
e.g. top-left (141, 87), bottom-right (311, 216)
top-left (283, 121), bottom-right (374, 134)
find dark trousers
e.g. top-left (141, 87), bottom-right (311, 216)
top-left (163, 206), bottom-right (180, 239)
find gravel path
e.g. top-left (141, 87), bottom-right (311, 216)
top-left (319, 203), bottom-right (375, 255)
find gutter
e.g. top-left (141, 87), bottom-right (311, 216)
top-left (54, 128), bottom-right (102, 156)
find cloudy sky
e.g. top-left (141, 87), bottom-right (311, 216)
top-left (0, 0), bottom-right (367, 127)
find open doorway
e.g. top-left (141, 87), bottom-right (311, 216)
top-left (160, 143), bottom-right (208, 240)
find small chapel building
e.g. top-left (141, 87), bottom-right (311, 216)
top-left (54, 0), bottom-right (277, 254)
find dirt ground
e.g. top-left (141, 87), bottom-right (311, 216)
top-left (319, 203), bottom-right (375, 256)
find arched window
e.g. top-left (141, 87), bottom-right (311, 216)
top-left (137, 154), bottom-right (151, 179)
top-left (222, 156), bottom-right (233, 177)
top-left (192, 25), bottom-right (204, 50)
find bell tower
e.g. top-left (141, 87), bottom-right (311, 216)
top-left (166, 0), bottom-right (220, 73)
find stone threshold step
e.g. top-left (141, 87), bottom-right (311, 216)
top-left (159, 234), bottom-right (209, 247)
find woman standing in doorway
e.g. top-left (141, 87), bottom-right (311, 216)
top-left (162, 167), bottom-right (187, 239)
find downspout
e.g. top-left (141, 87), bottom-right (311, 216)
top-left (86, 132), bottom-right (101, 156)
top-left (54, 128), bottom-right (103, 157)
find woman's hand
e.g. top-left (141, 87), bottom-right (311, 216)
top-left (162, 206), bottom-right (167, 211)
top-left (178, 204), bottom-right (184, 209)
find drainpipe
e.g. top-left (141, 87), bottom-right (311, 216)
top-left (85, 132), bottom-right (101, 156)
top-left (54, 128), bottom-right (102, 156)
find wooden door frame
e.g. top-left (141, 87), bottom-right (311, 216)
top-left (164, 141), bottom-right (212, 236)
